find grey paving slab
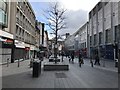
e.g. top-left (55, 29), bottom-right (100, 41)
top-left (1, 57), bottom-right (118, 88)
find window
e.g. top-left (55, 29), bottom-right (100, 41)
top-left (0, 9), bottom-right (7, 26)
top-left (19, 28), bottom-right (21, 35)
top-left (106, 29), bottom-right (111, 43)
top-left (22, 30), bottom-right (24, 36)
top-left (90, 36), bottom-right (92, 46)
top-left (0, 0), bottom-right (7, 11)
top-left (99, 32), bottom-right (103, 45)
top-left (94, 34), bottom-right (97, 45)
top-left (0, 0), bottom-right (7, 26)
top-left (115, 26), bottom-right (119, 42)
top-left (16, 25), bottom-right (18, 34)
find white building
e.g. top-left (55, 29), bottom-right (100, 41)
top-left (64, 22), bottom-right (88, 57)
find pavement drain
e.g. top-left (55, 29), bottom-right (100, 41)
top-left (55, 72), bottom-right (67, 78)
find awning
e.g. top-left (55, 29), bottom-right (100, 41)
top-left (15, 44), bottom-right (25, 48)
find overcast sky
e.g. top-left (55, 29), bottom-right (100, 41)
top-left (30, 0), bottom-right (100, 39)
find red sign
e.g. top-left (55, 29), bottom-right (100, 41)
top-left (5, 39), bottom-right (13, 43)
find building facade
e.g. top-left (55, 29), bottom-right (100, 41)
top-left (0, 1), bottom-right (14, 64)
top-left (64, 22), bottom-right (88, 57)
top-left (0, 0), bottom-right (45, 64)
top-left (13, 1), bottom-right (36, 61)
top-left (88, 1), bottom-right (120, 60)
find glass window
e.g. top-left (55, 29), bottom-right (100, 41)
top-left (99, 32), bottom-right (103, 45)
top-left (19, 28), bottom-right (21, 35)
top-left (94, 34), bottom-right (97, 45)
top-left (90, 36), bottom-right (92, 46)
top-left (16, 25), bottom-right (18, 34)
top-left (0, 9), bottom-right (7, 25)
top-left (106, 29), bottom-right (111, 43)
top-left (0, 1), bottom-right (2, 9)
top-left (0, 1), bottom-right (7, 11)
top-left (115, 26), bottom-right (119, 42)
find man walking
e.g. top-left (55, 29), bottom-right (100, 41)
top-left (71, 51), bottom-right (74, 63)
top-left (79, 53), bottom-right (82, 67)
top-left (94, 54), bottom-right (100, 65)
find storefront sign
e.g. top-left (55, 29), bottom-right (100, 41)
top-left (15, 40), bottom-right (25, 48)
top-left (0, 36), bottom-right (14, 48)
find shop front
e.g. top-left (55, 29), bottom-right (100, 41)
top-left (0, 36), bottom-right (14, 64)
top-left (14, 40), bottom-right (25, 61)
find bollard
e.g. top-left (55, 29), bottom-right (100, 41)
top-left (7, 58), bottom-right (9, 67)
top-left (18, 59), bottom-right (20, 67)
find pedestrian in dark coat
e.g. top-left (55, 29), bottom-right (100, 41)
top-left (78, 53), bottom-right (82, 67)
top-left (71, 51), bottom-right (74, 63)
top-left (94, 54), bottom-right (100, 65)
top-left (61, 51), bottom-right (64, 62)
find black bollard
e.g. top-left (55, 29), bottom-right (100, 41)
top-left (7, 58), bottom-right (9, 67)
top-left (18, 59), bottom-right (20, 67)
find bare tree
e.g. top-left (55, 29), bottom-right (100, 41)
top-left (44, 2), bottom-right (67, 63)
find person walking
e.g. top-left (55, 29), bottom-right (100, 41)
top-left (94, 54), bottom-right (100, 65)
top-left (78, 53), bottom-right (84, 67)
top-left (90, 56), bottom-right (94, 67)
top-left (61, 51), bottom-right (64, 62)
top-left (78, 53), bottom-right (82, 67)
top-left (71, 51), bottom-right (74, 63)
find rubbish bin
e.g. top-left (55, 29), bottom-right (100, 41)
top-left (32, 60), bottom-right (41, 77)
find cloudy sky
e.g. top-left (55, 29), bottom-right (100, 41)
top-left (29, 0), bottom-right (100, 39)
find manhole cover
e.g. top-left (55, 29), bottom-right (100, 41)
top-left (55, 72), bottom-right (67, 78)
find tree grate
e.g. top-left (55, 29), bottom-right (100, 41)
top-left (55, 72), bottom-right (67, 78)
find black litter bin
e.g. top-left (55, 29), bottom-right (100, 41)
top-left (32, 60), bottom-right (41, 77)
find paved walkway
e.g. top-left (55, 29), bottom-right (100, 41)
top-left (1, 57), bottom-right (118, 88)
top-left (73, 57), bottom-right (118, 72)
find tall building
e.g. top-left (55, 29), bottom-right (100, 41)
top-left (35, 20), bottom-right (41, 58)
top-left (12, 1), bottom-right (36, 62)
top-left (88, 1), bottom-right (120, 60)
top-left (0, 1), bottom-right (14, 64)
top-left (0, 0), bottom-right (45, 64)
